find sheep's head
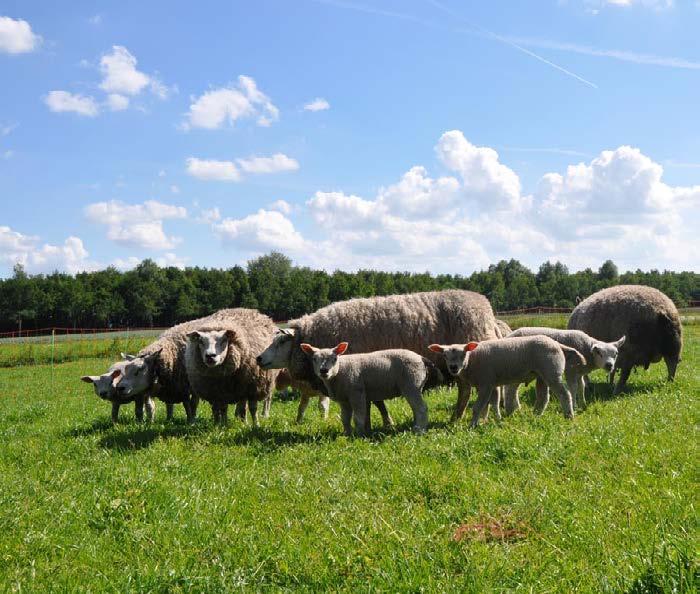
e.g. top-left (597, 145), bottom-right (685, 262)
top-left (81, 367), bottom-right (122, 400)
top-left (257, 328), bottom-right (295, 370)
top-left (187, 329), bottom-right (237, 368)
top-left (300, 342), bottom-right (348, 381)
top-left (591, 335), bottom-right (626, 372)
top-left (115, 350), bottom-right (161, 396)
top-left (428, 342), bottom-right (478, 376)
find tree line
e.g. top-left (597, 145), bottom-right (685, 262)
top-left (0, 253), bottom-right (697, 333)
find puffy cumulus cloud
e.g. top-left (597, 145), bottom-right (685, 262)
top-left (44, 91), bottom-right (100, 117)
top-left (378, 166), bottom-right (460, 220)
top-left (186, 153), bottom-right (299, 182)
top-left (84, 200), bottom-right (187, 250)
top-left (183, 75), bottom-right (278, 130)
top-left (156, 252), bottom-right (188, 268)
top-left (303, 98), bottom-right (330, 112)
top-left (213, 209), bottom-right (307, 252)
top-left (268, 200), bottom-right (292, 215)
top-left (0, 16), bottom-right (41, 54)
top-left (106, 93), bottom-right (129, 111)
top-left (237, 153), bottom-right (299, 174)
top-left (0, 226), bottom-right (95, 274)
top-left (99, 45), bottom-right (171, 99)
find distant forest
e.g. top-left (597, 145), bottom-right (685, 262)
top-left (0, 252), bottom-right (697, 332)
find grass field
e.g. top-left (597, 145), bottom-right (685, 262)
top-left (0, 324), bottom-right (697, 592)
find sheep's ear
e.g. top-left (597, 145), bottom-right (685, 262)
top-left (226, 329), bottom-right (238, 343)
top-left (428, 344), bottom-right (444, 353)
top-left (110, 369), bottom-right (122, 380)
top-left (465, 342), bottom-right (479, 352)
top-left (592, 345), bottom-right (601, 355)
top-left (300, 343), bottom-right (316, 355)
top-left (333, 342), bottom-right (349, 355)
top-left (186, 331), bottom-right (200, 341)
top-left (121, 352), bottom-right (137, 361)
top-left (145, 349), bottom-right (162, 367)
top-left (81, 375), bottom-right (98, 384)
top-left (614, 335), bottom-right (626, 348)
top-left (280, 328), bottom-right (295, 337)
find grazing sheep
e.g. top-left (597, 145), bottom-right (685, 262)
top-left (256, 290), bottom-right (499, 424)
top-left (300, 342), bottom-right (436, 436)
top-left (429, 336), bottom-right (586, 428)
top-left (185, 309), bottom-right (281, 425)
top-left (504, 327), bottom-right (625, 413)
top-left (494, 319), bottom-right (513, 338)
top-left (567, 285), bottom-right (682, 394)
top-left (81, 361), bottom-right (155, 423)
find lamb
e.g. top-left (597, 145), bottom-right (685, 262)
top-left (504, 327), bottom-right (625, 414)
top-left (300, 342), bottom-right (436, 436)
top-left (567, 285), bottom-right (683, 394)
top-left (429, 336), bottom-right (586, 428)
top-left (184, 309), bottom-right (281, 425)
top-left (256, 290), bottom-right (499, 424)
top-left (81, 361), bottom-right (154, 423)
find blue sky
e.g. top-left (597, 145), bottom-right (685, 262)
top-left (1, 0), bottom-right (699, 277)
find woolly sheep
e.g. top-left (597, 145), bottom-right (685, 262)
top-left (567, 285), bottom-right (682, 394)
top-left (494, 319), bottom-right (513, 338)
top-left (81, 361), bottom-right (155, 423)
top-left (300, 342), bottom-right (437, 436)
top-left (504, 327), bottom-right (625, 413)
top-left (185, 309), bottom-right (281, 425)
top-left (256, 290), bottom-right (498, 424)
top-left (429, 336), bottom-right (586, 428)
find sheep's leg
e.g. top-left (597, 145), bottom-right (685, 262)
top-left (565, 369), bottom-right (581, 409)
top-left (663, 355), bottom-right (679, 382)
top-left (318, 395), bottom-right (330, 420)
top-left (296, 392), bottom-right (312, 423)
top-left (248, 399), bottom-right (259, 427)
top-left (211, 403), bottom-right (220, 424)
top-left (577, 375), bottom-right (587, 408)
top-left (533, 378), bottom-right (550, 415)
top-left (183, 398), bottom-right (195, 424)
top-left (134, 395), bottom-right (145, 423)
top-left (234, 401), bottom-right (246, 423)
top-left (404, 388), bottom-right (428, 434)
top-left (111, 402), bottom-right (120, 424)
top-left (190, 395), bottom-right (200, 419)
top-left (469, 385), bottom-right (494, 429)
top-left (451, 377), bottom-right (471, 422)
top-left (220, 404), bottom-right (229, 425)
top-left (349, 390), bottom-right (368, 436)
top-left (262, 393), bottom-right (272, 418)
top-left (608, 368), bottom-right (616, 385)
top-left (165, 403), bottom-right (174, 421)
top-left (503, 384), bottom-right (521, 416)
top-left (614, 366), bottom-right (631, 395)
top-left (374, 400), bottom-right (394, 428)
top-left (144, 396), bottom-right (155, 423)
top-left (339, 401), bottom-right (353, 436)
top-left (550, 379), bottom-right (575, 419)
top-left (490, 388), bottom-right (501, 422)
top-left (364, 399), bottom-right (373, 432)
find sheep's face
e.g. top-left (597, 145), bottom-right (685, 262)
top-left (188, 330), bottom-right (230, 367)
top-left (81, 367), bottom-right (122, 400)
top-left (591, 336), bottom-right (626, 372)
top-left (428, 343), bottom-right (478, 376)
top-left (115, 351), bottom-right (160, 396)
top-left (300, 342), bottom-right (348, 381)
top-left (257, 328), bottom-right (295, 369)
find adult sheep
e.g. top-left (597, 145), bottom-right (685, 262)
top-left (256, 289), bottom-right (499, 423)
top-left (185, 309), bottom-right (281, 425)
top-left (567, 285), bottom-right (682, 394)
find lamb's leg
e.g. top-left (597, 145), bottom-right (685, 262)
top-left (296, 392), bottom-right (312, 423)
top-left (364, 399), bottom-right (372, 432)
top-left (339, 401), bottom-right (353, 436)
top-left (374, 400), bottom-right (394, 428)
top-left (262, 393), bottom-right (272, 418)
top-left (234, 401), bottom-right (246, 423)
top-left (318, 395), bottom-right (330, 420)
top-left (349, 390), bottom-right (368, 436)
top-left (490, 388), bottom-right (501, 422)
top-left (608, 368), bottom-right (616, 385)
top-left (144, 396), bottom-right (155, 423)
top-left (111, 402), bottom-right (120, 424)
top-left (183, 398), bottom-right (194, 424)
top-left (451, 377), bottom-right (471, 422)
top-left (550, 379), bottom-right (575, 419)
top-left (403, 388), bottom-right (428, 434)
top-left (165, 403), bottom-right (174, 421)
top-left (577, 375), bottom-right (587, 408)
top-left (469, 385), bottom-right (494, 429)
top-left (190, 395), bottom-right (200, 420)
top-left (614, 365), bottom-right (631, 395)
top-left (248, 399), bottom-right (259, 427)
top-left (566, 369), bottom-right (581, 409)
top-left (134, 395), bottom-right (145, 422)
top-left (533, 378), bottom-right (550, 414)
top-left (503, 384), bottom-right (521, 416)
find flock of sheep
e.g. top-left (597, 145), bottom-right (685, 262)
top-left (81, 284), bottom-right (683, 435)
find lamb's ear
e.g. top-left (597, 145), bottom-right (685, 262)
top-left (333, 342), bottom-right (349, 355)
top-left (614, 335), bottom-right (626, 348)
top-left (186, 331), bottom-right (200, 341)
top-left (145, 349), bottom-right (162, 367)
top-left (81, 375), bottom-right (98, 384)
top-left (428, 344), bottom-right (444, 353)
top-left (110, 369), bottom-right (122, 380)
top-left (465, 342), bottom-right (479, 352)
top-left (121, 352), bottom-right (137, 361)
top-left (280, 328), bottom-right (295, 337)
top-left (300, 343), bottom-right (316, 355)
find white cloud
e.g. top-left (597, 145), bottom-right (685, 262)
top-left (156, 252), bottom-right (188, 268)
top-left (183, 75), bottom-right (278, 130)
top-left (84, 199), bottom-right (187, 250)
top-left (213, 209), bottom-right (307, 252)
top-left (99, 45), bottom-right (150, 95)
top-left (197, 207), bottom-right (221, 224)
top-left (186, 157), bottom-right (241, 182)
top-left (106, 93), bottom-right (129, 111)
top-left (44, 91), bottom-right (100, 117)
top-left (268, 200), bottom-right (292, 215)
top-left (303, 97), bottom-right (330, 112)
top-left (0, 226), bottom-right (95, 274)
top-left (0, 16), bottom-right (41, 54)
top-left (236, 153), bottom-right (299, 174)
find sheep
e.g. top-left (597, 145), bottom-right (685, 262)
top-left (503, 327), bottom-right (626, 414)
top-left (81, 361), bottom-right (156, 423)
top-left (184, 309), bottom-right (281, 425)
top-left (494, 319), bottom-right (513, 338)
top-left (428, 336), bottom-right (586, 428)
top-left (115, 310), bottom-right (238, 423)
top-left (567, 285), bottom-right (683, 394)
top-left (300, 342), bottom-right (437, 436)
top-left (256, 290), bottom-right (499, 424)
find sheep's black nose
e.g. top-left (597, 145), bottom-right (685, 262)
top-left (605, 362), bottom-right (613, 371)
top-left (256, 355), bottom-right (263, 364)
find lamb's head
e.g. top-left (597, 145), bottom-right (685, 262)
top-left (257, 328), bottom-right (295, 370)
top-left (428, 342), bottom-right (478, 376)
top-left (81, 367), bottom-right (123, 400)
top-left (300, 342), bottom-right (348, 380)
top-left (187, 329), bottom-right (237, 368)
top-left (115, 350), bottom-right (161, 396)
top-left (591, 335), bottom-right (626, 372)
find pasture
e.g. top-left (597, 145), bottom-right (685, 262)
top-left (0, 323), bottom-right (697, 592)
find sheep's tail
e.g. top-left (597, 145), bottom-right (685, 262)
top-left (422, 357), bottom-right (444, 390)
top-left (561, 345), bottom-right (586, 367)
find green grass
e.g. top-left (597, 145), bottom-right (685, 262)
top-left (0, 326), bottom-right (697, 592)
